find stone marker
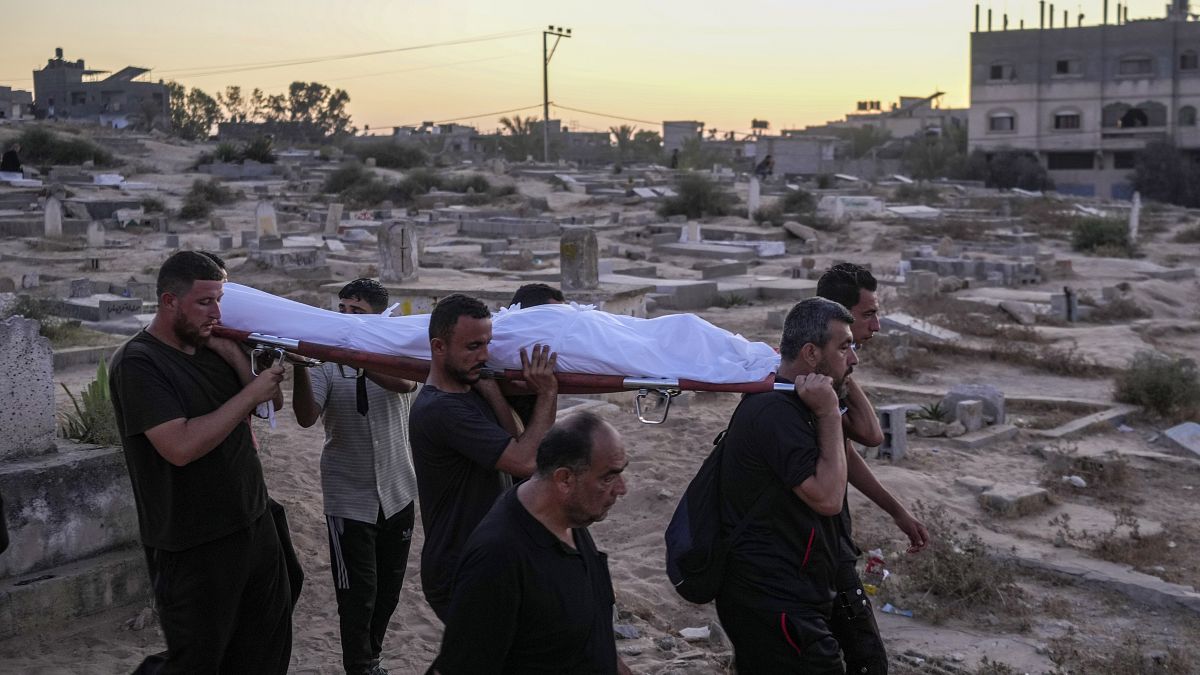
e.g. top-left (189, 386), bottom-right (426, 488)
top-left (69, 278), bottom-right (93, 298)
top-left (880, 312), bottom-right (961, 342)
top-left (906, 270), bottom-right (938, 298)
top-left (324, 203), bottom-right (344, 237)
top-left (165, 234), bottom-right (179, 249)
top-left (44, 196), bottom-right (63, 238)
top-left (747, 177), bottom-right (761, 219)
top-left (0, 316), bottom-right (56, 458)
top-left (324, 239), bottom-right (347, 253)
top-left (914, 419), bottom-right (947, 437)
top-left (98, 298), bottom-right (144, 322)
top-left (1129, 191), bottom-right (1141, 244)
top-left (378, 222), bottom-right (419, 283)
top-left (875, 404), bottom-right (910, 460)
top-left (978, 484), bottom-right (1050, 517)
top-left (561, 228), bottom-right (599, 292)
top-left (956, 399), bottom-right (985, 432)
top-left (86, 222), bottom-right (105, 248)
top-left (1164, 422), bottom-right (1200, 458)
top-left (936, 236), bottom-right (959, 257)
top-left (217, 235), bottom-right (233, 251)
top-left (999, 300), bottom-right (1036, 326)
top-left (21, 273), bottom-right (39, 289)
top-left (1051, 287), bottom-right (1079, 322)
top-left (255, 201), bottom-right (279, 238)
top-left (679, 222), bottom-right (702, 244)
top-left (943, 384), bottom-right (1005, 425)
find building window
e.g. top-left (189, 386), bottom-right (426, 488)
top-left (1054, 112), bottom-right (1082, 129)
top-left (1113, 152), bottom-right (1137, 169)
top-left (989, 62), bottom-right (1016, 81)
top-left (988, 112), bottom-right (1016, 132)
top-left (1118, 56), bottom-right (1154, 76)
top-left (1182, 51), bottom-right (1199, 70)
top-left (1055, 58), bottom-right (1081, 76)
top-left (1047, 152), bottom-right (1095, 170)
top-left (1181, 106), bottom-right (1198, 126)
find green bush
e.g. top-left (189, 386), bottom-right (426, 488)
top-left (140, 196), bottom-right (166, 214)
top-left (1114, 351), bottom-right (1200, 420)
top-left (658, 173), bottom-right (735, 219)
top-left (323, 162), bottom-right (376, 194)
top-left (444, 174), bottom-right (491, 194)
top-left (1174, 224), bottom-right (1200, 243)
top-left (1072, 217), bottom-right (1133, 256)
top-left (347, 140), bottom-right (427, 169)
top-left (60, 358), bottom-right (119, 447)
top-left (214, 142), bottom-right (240, 163)
top-left (17, 127), bottom-right (118, 167)
top-left (780, 188), bottom-right (816, 213)
top-left (400, 168), bottom-right (442, 195)
top-left (180, 178), bottom-right (238, 219)
top-left (241, 136), bottom-right (276, 164)
top-left (894, 182), bottom-right (941, 205)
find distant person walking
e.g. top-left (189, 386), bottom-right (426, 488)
top-left (292, 278), bottom-right (420, 675)
top-left (669, 148), bottom-right (680, 169)
top-left (754, 154), bottom-right (774, 180)
top-left (0, 143), bottom-right (21, 173)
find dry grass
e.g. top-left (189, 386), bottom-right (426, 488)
top-left (1048, 633), bottom-right (1195, 674)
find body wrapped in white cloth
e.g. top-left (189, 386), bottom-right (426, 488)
top-left (219, 283), bottom-right (780, 384)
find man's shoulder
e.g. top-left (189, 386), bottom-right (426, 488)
top-left (735, 391), bottom-right (812, 425)
top-left (110, 333), bottom-right (161, 370)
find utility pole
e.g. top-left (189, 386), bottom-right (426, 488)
top-left (543, 25), bottom-right (571, 163)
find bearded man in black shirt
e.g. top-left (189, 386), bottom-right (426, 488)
top-left (109, 251), bottom-right (292, 673)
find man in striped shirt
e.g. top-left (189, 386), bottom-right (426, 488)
top-left (292, 279), bottom-right (419, 675)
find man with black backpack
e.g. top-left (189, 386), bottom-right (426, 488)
top-left (714, 297), bottom-right (857, 674)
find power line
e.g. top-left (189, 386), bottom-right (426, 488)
top-left (257, 53), bottom-right (520, 90)
top-left (382, 102), bottom-right (545, 130)
top-left (552, 103), bottom-right (658, 127)
top-left (153, 28), bottom-right (537, 79)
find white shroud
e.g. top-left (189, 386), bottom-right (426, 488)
top-left (219, 282), bottom-right (780, 383)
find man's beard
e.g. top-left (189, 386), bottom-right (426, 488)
top-left (446, 362), bottom-right (483, 386)
top-left (817, 358), bottom-right (853, 400)
top-left (173, 312), bottom-right (208, 349)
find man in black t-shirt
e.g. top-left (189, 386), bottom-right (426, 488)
top-left (431, 411), bottom-right (632, 675)
top-left (818, 262), bottom-right (930, 675)
top-left (408, 293), bottom-right (559, 620)
top-left (716, 297), bottom-right (858, 675)
top-left (109, 251), bottom-right (292, 674)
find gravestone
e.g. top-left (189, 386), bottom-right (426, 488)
top-left (69, 278), bottom-right (93, 298)
top-left (875, 404), bottom-right (910, 461)
top-left (956, 399), bottom-right (985, 432)
top-left (165, 234), bottom-right (179, 248)
top-left (255, 201), bottom-right (279, 238)
top-left (679, 222), bottom-right (702, 244)
top-left (86, 221), bottom-right (105, 248)
top-left (560, 228), bottom-right (599, 292)
top-left (378, 222), bottom-right (419, 283)
top-left (98, 298), bottom-right (144, 322)
top-left (44, 196), bottom-right (63, 238)
top-left (324, 203), bottom-right (344, 237)
top-left (747, 177), bottom-right (761, 219)
top-left (0, 316), bottom-right (56, 459)
top-left (906, 270), bottom-right (938, 298)
top-left (210, 216), bottom-right (226, 231)
top-left (943, 384), bottom-right (1005, 425)
top-left (1129, 191), bottom-right (1141, 244)
top-left (217, 235), bottom-right (233, 251)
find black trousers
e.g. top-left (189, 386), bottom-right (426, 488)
top-left (139, 509), bottom-right (293, 674)
top-left (830, 562), bottom-right (888, 675)
top-left (715, 599), bottom-right (845, 674)
top-left (327, 503), bottom-right (416, 675)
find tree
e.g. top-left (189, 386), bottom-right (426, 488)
top-left (167, 82), bottom-right (221, 141)
top-left (1131, 140), bottom-right (1200, 207)
top-left (676, 136), bottom-right (725, 170)
top-left (630, 130), bottom-right (663, 163)
top-left (217, 86), bottom-right (252, 123)
top-left (967, 147), bottom-right (1053, 191)
top-left (902, 125), bottom-right (969, 180)
top-left (610, 124), bottom-right (634, 164)
top-left (829, 126), bottom-right (893, 159)
top-left (498, 115), bottom-right (540, 161)
top-left (278, 81), bottom-right (353, 136)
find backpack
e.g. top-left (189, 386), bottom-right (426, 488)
top-left (664, 402), bottom-right (770, 604)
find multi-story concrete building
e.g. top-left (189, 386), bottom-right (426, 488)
top-left (0, 86), bottom-right (33, 120)
top-left (818, 93), bottom-right (969, 139)
top-left (970, 0), bottom-right (1200, 199)
top-left (32, 48), bottom-right (168, 129)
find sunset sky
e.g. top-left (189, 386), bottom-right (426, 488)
top-left (0, 0), bottom-right (1177, 136)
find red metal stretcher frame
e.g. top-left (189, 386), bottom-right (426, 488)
top-left (214, 326), bottom-right (796, 424)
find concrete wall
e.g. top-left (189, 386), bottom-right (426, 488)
top-left (663, 121), bottom-right (704, 154)
top-left (754, 136), bottom-right (839, 176)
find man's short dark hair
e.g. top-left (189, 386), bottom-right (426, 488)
top-left (429, 293), bottom-right (491, 342)
top-left (197, 250), bottom-right (227, 272)
top-left (779, 297), bottom-right (855, 362)
top-left (510, 283), bottom-right (564, 308)
top-left (339, 278), bottom-right (389, 313)
top-left (157, 250), bottom-right (224, 298)
top-left (817, 262), bottom-right (878, 311)
top-left (535, 411), bottom-right (606, 477)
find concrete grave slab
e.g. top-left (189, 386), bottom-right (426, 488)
top-left (653, 242), bottom-right (757, 261)
top-left (880, 312), bottom-right (961, 342)
top-left (1164, 422), bottom-right (1200, 458)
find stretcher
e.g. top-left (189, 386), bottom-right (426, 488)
top-left (215, 283), bottom-right (799, 423)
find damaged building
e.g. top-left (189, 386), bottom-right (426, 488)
top-left (970, 0), bottom-right (1200, 198)
top-left (33, 48), bottom-right (169, 129)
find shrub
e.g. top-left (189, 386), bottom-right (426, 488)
top-left (17, 127), bottom-right (118, 167)
top-left (779, 187), bottom-right (816, 213)
top-left (1072, 217), bottom-right (1133, 256)
top-left (180, 178), bottom-right (237, 219)
top-left (347, 140), bottom-right (427, 169)
top-left (5, 296), bottom-right (91, 346)
top-left (1114, 351), bottom-right (1200, 420)
top-left (59, 358), bottom-right (119, 447)
top-left (140, 196), bottom-right (166, 214)
top-left (893, 182), bottom-right (941, 205)
top-left (1174, 224), bottom-right (1200, 243)
top-left (241, 136), bottom-right (276, 164)
top-left (323, 162), bottom-right (376, 194)
top-left (214, 142), bottom-right (240, 163)
top-left (444, 173), bottom-right (491, 194)
top-left (658, 173), bottom-right (735, 219)
top-left (1085, 296), bottom-right (1152, 322)
top-left (752, 205), bottom-right (781, 225)
top-left (399, 168), bottom-right (443, 195)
